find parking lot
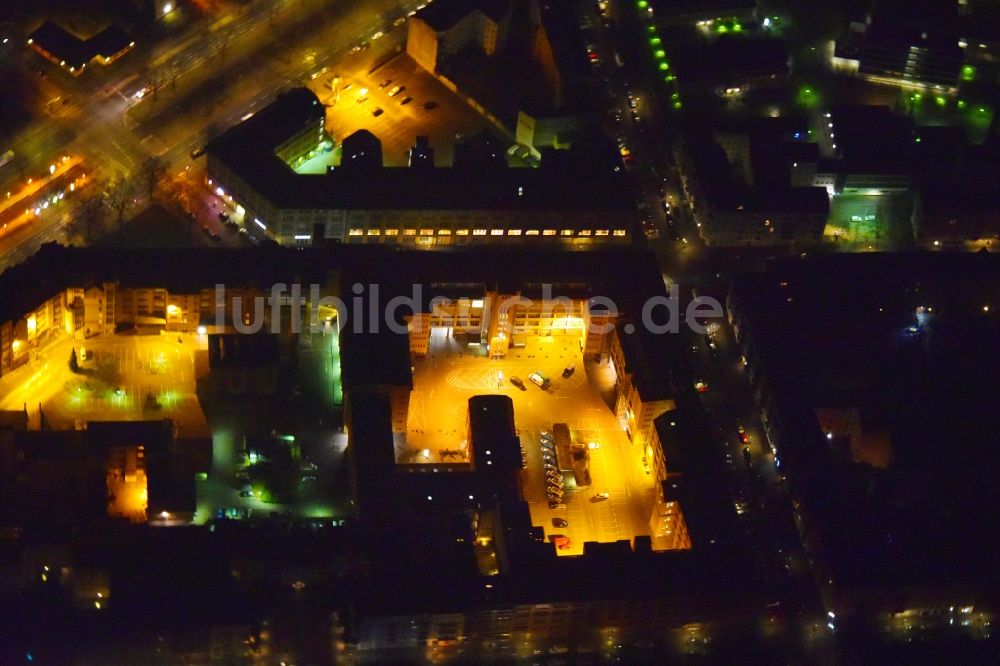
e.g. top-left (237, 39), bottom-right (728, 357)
top-left (0, 333), bottom-right (209, 437)
top-left (311, 53), bottom-right (494, 166)
top-left (406, 329), bottom-right (661, 556)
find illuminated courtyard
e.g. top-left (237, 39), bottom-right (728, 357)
top-left (0, 333), bottom-right (209, 437)
top-left (406, 328), bottom-right (665, 556)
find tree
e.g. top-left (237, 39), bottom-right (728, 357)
top-left (67, 195), bottom-right (108, 244)
top-left (69, 347), bottom-right (79, 373)
top-left (217, 30), bottom-right (233, 66)
top-left (104, 177), bottom-right (137, 229)
top-left (139, 156), bottom-right (165, 200)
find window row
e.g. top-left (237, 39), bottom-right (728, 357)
top-left (347, 228), bottom-right (627, 237)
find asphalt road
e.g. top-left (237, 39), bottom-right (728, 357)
top-left (0, 0), bottom-right (422, 271)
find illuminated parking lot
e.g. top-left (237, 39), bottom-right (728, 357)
top-left (0, 334), bottom-right (208, 436)
top-left (406, 329), bottom-right (664, 556)
top-left (310, 54), bottom-right (492, 166)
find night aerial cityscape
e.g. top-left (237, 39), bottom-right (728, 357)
top-left (1, 0), bottom-right (999, 664)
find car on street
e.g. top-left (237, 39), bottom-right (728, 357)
top-left (694, 379), bottom-right (709, 393)
top-left (528, 372), bottom-right (550, 388)
top-left (509, 376), bottom-right (526, 390)
top-left (190, 146), bottom-right (205, 159)
top-left (552, 517), bottom-right (568, 528)
top-left (593, 492), bottom-right (610, 500)
top-left (562, 365), bottom-right (575, 378)
top-left (348, 43), bottom-right (370, 55)
top-left (422, 100), bottom-right (438, 110)
top-left (387, 85), bottom-right (406, 97)
top-left (378, 79), bottom-right (393, 88)
top-left (400, 96), bottom-right (413, 105)
top-left (549, 501), bottom-right (566, 509)
top-left (738, 423), bottom-right (751, 444)
top-left (371, 107), bottom-right (384, 117)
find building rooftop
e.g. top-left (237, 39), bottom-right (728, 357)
top-left (86, 24), bottom-right (133, 59)
top-left (672, 37), bottom-right (788, 89)
top-left (414, 0), bottom-right (510, 31)
top-left (27, 20), bottom-right (90, 69)
top-left (206, 87), bottom-right (632, 214)
top-left (729, 252), bottom-right (1000, 587)
top-left (651, 0), bottom-right (758, 18)
top-left (828, 105), bottom-right (916, 174)
top-left (27, 20), bottom-right (132, 69)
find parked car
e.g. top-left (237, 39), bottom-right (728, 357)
top-left (737, 423), bottom-right (751, 444)
top-left (510, 376), bottom-right (526, 390)
top-left (528, 372), bottom-right (550, 388)
top-left (562, 365), bottom-right (575, 378)
top-left (551, 535), bottom-right (572, 550)
top-left (552, 517), bottom-right (568, 528)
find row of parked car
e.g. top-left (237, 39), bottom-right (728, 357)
top-left (541, 431), bottom-right (566, 509)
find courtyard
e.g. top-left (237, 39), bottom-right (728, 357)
top-left (0, 332), bottom-right (209, 437)
top-left (405, 328), bottom-right (663, 556)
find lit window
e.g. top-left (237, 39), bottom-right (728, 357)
top-left (579, 229), bottom-right (592, 236)
top-left (543, 229), bottom-right (557, 236)
top-left (367, 229), bottom-right (381, 235)
top-left (420, 228), bottom-right (434, 236)
top-left (456, 229), bottom-right (469, 235)
top-left (561, 229), bottom-right (574, 236)
top-left (596, 229), bottom-right (610, 236)
top-left (473, 229), bottom-right (488, 236)
top-left (403, 229), bottom-right (417, 236)
top-left (526, 230), bottom-right (540, 236)
top-left (437, 229), bottom-right (451, 235)
top-left (508, 229), bottom-right (522, 236)
top-left (613, 229), bottom-right (626, 236)
top-left (490, 229), bottom-right (504, 236)
top-left (348, 229), bottom-right (364, 236)
top-left (384, 229), bottom-right (399, 236)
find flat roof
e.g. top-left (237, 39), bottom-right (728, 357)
top-left (828, 105), bottom-right (916, 174)
top-left (27, 20), bottom-right (132, 68)
top-left (27, 20), bottom-right (89, 68)
top-left (672, 37), bottom-right (788, 87)
top-left (205, 88), bottom-right (633, 213)
top-left (414, 0), bottom-right (510, 31)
